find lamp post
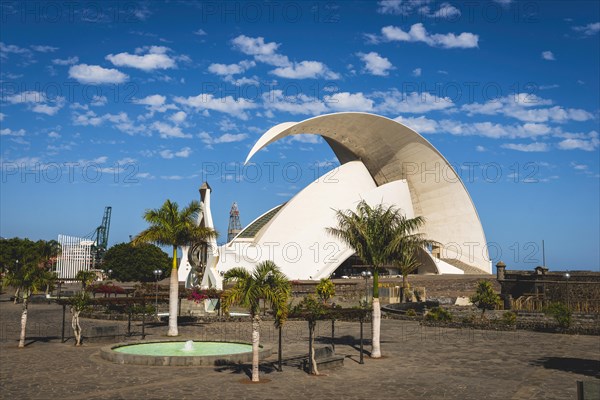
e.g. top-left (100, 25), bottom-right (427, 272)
top-left (153, 269), bottom-right (163, 316)
top-left (361, 270), bottom-right (372, 303)
top-left (564, 272), bottom-right (570, 310)
top-left (107, 269), bottom-right (113, 280)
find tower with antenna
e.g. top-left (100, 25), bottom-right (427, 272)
top-left (227, 202), bottom-right (242, 242)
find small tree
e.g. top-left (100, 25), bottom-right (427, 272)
top-left (133, 199), bottom-right (217, 337)
top-left (292, 294), bottom-right (326, 375)
top-left (68, 291), bottom-right (92, 346)
top-left (221, 261), bottom-right (290, 382)
top-left (470, 280), bottom-right (501, 319)
top-left (2, 257), bottom-right (56, 347)
top-left (546, 302), bottom-right (571, 329)
top-left (76, 270), bottom-right (97, 290)
top-left (102, 242), bottom-right (170, 282)
top-left (316, 278), bottom-right (335, 305)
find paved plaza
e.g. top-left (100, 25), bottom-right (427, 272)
top-left (1, 295), bottom-right (598, 400)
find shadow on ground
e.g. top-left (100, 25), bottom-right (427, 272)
top-left (531, 357), bottom-right (600, 378)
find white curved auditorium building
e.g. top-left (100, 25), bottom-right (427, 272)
top-left (179, 112), bottom-right (491, 289)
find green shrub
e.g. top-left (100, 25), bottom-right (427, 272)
top-left (501, 311), bottom-right (517, 326)
top-left (545, 302), bottom-right (571, 329)
top-left (405, 308), bottom-right (417, 317)
top-left (470, 281), bottom-right (501, 318)
top-left (425, 306), bottom-right (452, 322)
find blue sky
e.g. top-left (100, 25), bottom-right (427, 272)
top-left (1, 0), bottom-right (598, 271)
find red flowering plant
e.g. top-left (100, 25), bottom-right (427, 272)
top-left (186, 287), bottom-right (223, 303)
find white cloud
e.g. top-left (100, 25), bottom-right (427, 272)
top-left (572, 22), bottom-right (600, 36)
top-left (379, 23), bottom-right (479, 49)
top-left (271, 60), bottom-right (340, 79)
top-left (376, 0), bottom-right (431, 15)
top-left (198, 132), bottom-right (249, 145)
top-left (439, 120), bottom-right (553, 139)
top-left (376, 90), bottom-right (454, 113)
top-left (357, 52), bottom-right (394, 76)
top-left (430, 3), bottom-right (461, 19)
top-left (69, 64), bottom-right (128, 84)
top-left (72, 110), bottom-right (146, 135)
top-left (325, 92), bottom-right (374, 112)
top-left (475, 145), bottom-right (486, 152)
top-left (412, 67), bottom-right (422, 77)
top-left (151, 121), bottom-right (192, 139)
top-left (160, 147), bottom-right (192, 159)
top-left (170, 111), bottom-right (187, 124)
top-left (4, 91), bottom-right (65, 115)
top-left (501, 142), bottom-right (550, 152)
top-left (570, 162), bottom-right (588, 170)
top-left (208, 60), bottom-right (255, 76)
top-left (52, 56), bottom-right (79, 65)
top-left (132, 94), bottom-right (177, 114)
top-left (48, 131), bottom-right (61, 138)
top-left (0, 113), bottom-right (5, 121)
top-left (175, 93), bottom-right (257, 120)
top-left (30, 45), bottom-right (58, 53)
top-left (394, 115), bottom-right (439, 134)
top-left (232, 35), bottom-right (280, 57)
top-left (262, 90), bottom-right (328, 115)
top-left (461, 94), bottom-right (593, 123)
top-left (106, 46), bottom-right (177, 71)
top-left (232, 34), bottom-right (338, 79)
top-left (0, 42), bottom-right (32, 59)
top-left (194, 29), bottom-right (207, 36)
top-left (290, 134), bottom-right (321, 144)
top-left (90, 95), bottom-right (107, 106)
top-left (0, 128), bottom-right (26, 136)
top-left (557, 131), bottom-right (599, 151)
top-left (542, 51), bottom-right (555, 61)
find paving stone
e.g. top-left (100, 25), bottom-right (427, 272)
top-left (0, 294), bottom-right (598, 400)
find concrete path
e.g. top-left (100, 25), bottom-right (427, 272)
top-left (1, 297), bottom-right (598, 399)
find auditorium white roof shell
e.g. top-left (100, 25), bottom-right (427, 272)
top-left (178, 112), bottom-right (491, 288)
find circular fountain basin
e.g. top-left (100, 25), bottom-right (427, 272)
top-left (101, 340), bottom-right (271, 366)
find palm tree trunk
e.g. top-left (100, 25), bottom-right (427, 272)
top-left (72, 310), bottom-right (82, 346)
top-left (18, 293), bottom-right (29, 348)
top-left (168, 246), bottom-right (179, 336)
top-left (402, 274), bottom-right (409, 303)
top-left (371, 268), bottom-right (381, 358)
top-left (13, 288), bottom-right (19, 304)
top-left (309, 320), bottom-right (319, 375)
top-left (251, 315), bottom-right (260, 382)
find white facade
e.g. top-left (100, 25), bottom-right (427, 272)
top-left (56, 234), bottom-right (95, 279)
top-left (180, 113), bottom-right (492, 288)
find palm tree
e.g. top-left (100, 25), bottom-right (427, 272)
top-left (37, 240), bottom-right (61, 295)
top-left (327, 200), bottom-right (433, 358)
top-left (36, 240), bottom-right (61, 270)
top-left (133, 199), bottom-right (217, 336)
top-left (2, 255), bottom-right (56, 348)
top-left (388, 217), bottom-right (437, 303)
top-left (221, 261), bottom-right (290, 382)
top-left (75, 270), bottom-right (97, 291)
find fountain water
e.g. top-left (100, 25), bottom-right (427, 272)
top-left (101, 340), bottom-right (270, 366)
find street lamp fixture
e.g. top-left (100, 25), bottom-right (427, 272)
top-left (564, 271), bottom-right (571, 310)
top-left (361, 270), bottom-right (372, 302)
